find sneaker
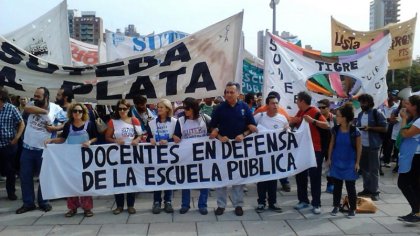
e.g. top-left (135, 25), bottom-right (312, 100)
top-left (347, 210), bottom-right (355, 218)
top-left (281, 183), bottom-right (291, 192)
top-left (357, 189), bottom-right (371, 196)
top-left (326, 184), bottom-right (334, 194)
top-left (152, 202), bottom-right (161, 214)
top-left (235, 206), bottom-right (244, 216)
top-left (39, 204), bottom-right (52, 212)
top-left (164, 202), bottom-right (174, 213)
top-left (294, 202), bottom-right (309, 210)
top-left (312, 206), bottom-right (321, 214)
top-left (243, 186), bottom-right (248, 192)
top-left (179, 207), bottom-right (189, 214)
top-left (255, 204), bottom-right (265, 213)
top-left (127, 207), bottom-right (136, 214)
top-left (268, 204), bottom-right (282, 213)
top-left (330, 207), bottom-right (339, 216)
top-left (199, 208), bottom-right (208, 215)
top-left (398, 212), bottom-right (416, 221)
top-left (403, 214), bottom-right (420, 223)
top-left (384, 163), bottom-right (391, 168)
top-left (16, 205), bottom-right (36, 214)
top-left (215, 207), bottom-right (225, 216)
top-left (113, 207), bottom-right (123, 215)
top-left (371, 193), bottom-right (379, 201)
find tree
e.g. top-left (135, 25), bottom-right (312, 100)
top-left (387, 56), bottom-right (420, 92)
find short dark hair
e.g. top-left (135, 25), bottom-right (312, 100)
top-left (358, 94), bottom-right (374, 108)
top-left (337, 102), bottom-right (354, 123)
top-left (37, 87), bottom-right (50, 102)
top-left (61, 87), bottom-right (74, 103)
top-left (183, 97), bottom-right (200, 120)
top-left (267, 91), bottom-right (281, 101)
top-left (265, 94), bottom-right (278, 105)
top-left (317, 99), bottom-right (330, 107)
top-left (244, 93), bottom-right (255, 104)
top-left (133, 94), bottom-right (147, 105)
top-left (225, 81), bottom-right (240, 92)
top-left (297, 91), bottom-right (311, 105)
top-left (0, 87), bottom-right (9, 102)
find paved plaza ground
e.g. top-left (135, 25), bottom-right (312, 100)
top-left (0, 164), bottom-right (418, 236)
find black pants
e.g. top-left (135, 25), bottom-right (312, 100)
top-left (0, 144), bottom-right (17, 196)
top-left (333, 178), bottom-right (356, 211)
top-left (257, 180), bottom-right (277, 206)
top-left (397, 155), bottom-right (420, 214)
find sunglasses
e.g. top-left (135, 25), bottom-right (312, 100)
top-left (318, 106), bottom-right (327, 109)
top-left (118, 107), bottom-right (128, 111)
top-left (72, 109), bottom-right (83, 114)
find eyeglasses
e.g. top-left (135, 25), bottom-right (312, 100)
top-left (318, 106), bottom-right (327, 109)
top-left (72, 109), bottom-right (83, 114)
top-left (118, 107), bottom-right (128, 111)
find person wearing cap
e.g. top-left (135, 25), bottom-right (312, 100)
top-left (254, 91), bottom-right (291, 192)
top-left (209, 81), bottom-right (257, 216)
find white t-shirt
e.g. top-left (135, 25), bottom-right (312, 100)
top-left (391, 113), bottom-right (402, 140)
top-left (24, 102), bottom-right (63, 149)
top-left (412, 118), bottom-right (420, 154)
top-left (179, 116), bottom-right (207, 139)
top-left (254, 112), bottom-right (288, 131)
top-left (111, 119), bottom-right (143, 145)
top-left (360, 113), bottom-right (369, 147)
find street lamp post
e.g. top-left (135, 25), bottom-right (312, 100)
top-left (269, 0), bottom-right (280, 35)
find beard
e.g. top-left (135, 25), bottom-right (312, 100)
top-left (361, 105), bottom-right (369, 111)
top-left (55, 98), bottom-right (64, 106)
top-left (34, 99), bottom-right (46, 107)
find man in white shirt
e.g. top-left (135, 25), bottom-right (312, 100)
top-left (254, 94), bottom-right (288, 213)
top-left (16, 87), bottom-right (62, 214)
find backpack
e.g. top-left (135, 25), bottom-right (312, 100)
top-left (372, 108), bottom-right (387, 141)
top-left (333, 124), bottom-right (358, 150)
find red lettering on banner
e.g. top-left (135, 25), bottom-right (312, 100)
top-left (71, 44), bottom-right (98, 65)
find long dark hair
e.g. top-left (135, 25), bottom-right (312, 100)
top-left (183, 97), bottom-right (200, 120)
top-left (113, 99), bottom-right (132, 119)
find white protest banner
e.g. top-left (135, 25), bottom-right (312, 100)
top-left (4, 1), bottom-right (72, 65)
top-left (331, 16), bottom-right (417, 70)
top-left (0, 12), bottom-right (243, 104)
top-left (263, 31), bottom-right (391, 115)
top-left (70, 38), bottom-right (103, 66)
top-left (106, 30), bottom-right (188, 61)
top-left (40, 123), bottom-right (316, 199)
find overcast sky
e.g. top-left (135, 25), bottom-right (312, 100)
top-left (0, 0), bottom-right (419, 58)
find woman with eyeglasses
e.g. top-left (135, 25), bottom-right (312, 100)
top-left (105, 99), bottom-right (144, 215)
top-left (44, 102), bottom-right (98, 217)
top-left (172, 97), bottom-right (210, 215)
top-left (146, 98), bottom-right (180, 214)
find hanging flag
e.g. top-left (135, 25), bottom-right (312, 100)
top-left (0, 12), bottom-right (243, 105)
top-left (106, 30), bottom-right (188, 61)
top-left (264, 31), bottom-right (391, 115)
top-left (331, 15), bottom-right (417, 70)
top-left (4, 1), bottom-right (72, 65)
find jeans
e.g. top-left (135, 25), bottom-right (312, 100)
top-left (20, 147), bottom-right (48, 207)
top-left (332, 178), bottom-right (356, 210)
top-left (257, 180), bottom-right (277, 206)
top-left (295, 151), bottom-right (323, 207)
top-left (397, 155), bottom-right (420, 214)
top-left (153, 190), bottom-right (172, 204)
top-left (115, 193), bottom-right (136, 208)
top-left (0, 144), bottom-right (17, 196)
top-left (181, 189), bottom-right (209, 209)
top-left (360, 147), bottom-right (380, 193)
top-left (216, 185), bottom-right (244, 208)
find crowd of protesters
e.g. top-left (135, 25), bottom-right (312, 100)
top-left (0, 83), bottom-right (418, 223)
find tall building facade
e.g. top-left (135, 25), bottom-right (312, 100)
top-left (68, 9), bottom-right (80, 39)
top-left (369, 0), bottom-right (400, 30)
top-left (124, 24), bottom-right (140, 37)
top-left (257, 30), bottom-right (299, 59)
top-left (71, 11), bottom-right (103, 45)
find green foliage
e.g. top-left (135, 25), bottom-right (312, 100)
top-left (387, 56), bottom-right (420, 92)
